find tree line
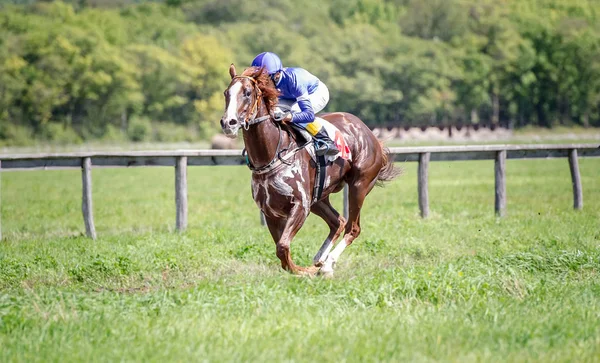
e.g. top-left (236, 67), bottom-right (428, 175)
top-left (1, 0), bottom-right (599, 145)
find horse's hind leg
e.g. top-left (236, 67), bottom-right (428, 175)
top-left (264, 209), bottom-right (318, 276)
top-left (310, 197), bottom-right (346, 267)
top-left (320, 175), bottom-right (379, 276)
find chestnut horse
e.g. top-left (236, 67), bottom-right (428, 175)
top-left (220, 65), bottom-right (399, 276)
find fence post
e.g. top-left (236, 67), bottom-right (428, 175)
top-left (495, 150), bottom-right (507, 217)
top-left (343, 184), bottom-right (349, 220)
top-left (175, 156), bottom-right (188, 231)
top-left (81, 157), bottom-right (97, 239)
top-left (418, 152), bottom-right (430, 218)
top-left (568, 149), bottom-right (583, 210)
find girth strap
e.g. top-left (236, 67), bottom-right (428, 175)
top-left (312, 153), bottom-right (328, 204)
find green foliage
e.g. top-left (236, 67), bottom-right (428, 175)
top-left (127, 116), bottom-right (152, 142)
top-left (1, 0), bottom-right (600, 145)
top-left (152, 122), bottom-right (198, 142)
top-left (0, 123), bottom-right (33, 146)
top-left (38, 122), bottom-right (83, 144)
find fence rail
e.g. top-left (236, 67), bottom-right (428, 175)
top-left (1, 144), bottom-right (599, 239)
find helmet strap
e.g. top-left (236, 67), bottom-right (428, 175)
top-left (271, 71), bottom-right (282, 87)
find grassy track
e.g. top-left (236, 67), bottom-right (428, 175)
top-left (1, 158), bottom-right (600, 362)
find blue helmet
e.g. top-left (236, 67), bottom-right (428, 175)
top-left (251, 52), bottom-right (283, 75)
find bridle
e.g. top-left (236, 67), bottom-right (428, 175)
top-left (231, 76), bottom-right (270, 129)
top-left (229, 75), bottom-right (309, 175)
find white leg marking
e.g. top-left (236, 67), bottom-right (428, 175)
top-left (320, 238), bottom-right (348, 275)
top-left (313, 239), bottom-right (333, 265)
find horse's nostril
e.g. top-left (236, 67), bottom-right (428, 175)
top-left (228, 119), bottom-right (237, 126)
top-left (220, 118), bottom-right (224, 127)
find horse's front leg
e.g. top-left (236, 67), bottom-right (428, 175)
top-left (263, 207), bottom-right (317, 276)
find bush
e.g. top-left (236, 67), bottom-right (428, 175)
top-left (37, 122), bottom-right (83, 145)
top-left (100, 124), bottom-right (129, 143)
top-left (127, 116), bottom-right (152, 142)
top-left (153, 122), bottom-right (198, 143)
top-left (0, 123), bottom-right (34, 147)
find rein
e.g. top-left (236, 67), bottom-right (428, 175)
top-left (244, 132), bottom-right (311, 175)
top-left (232, 76), bottom-right (307, 175)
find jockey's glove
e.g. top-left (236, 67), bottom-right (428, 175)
top-left (274, 110), bottom-right (291, 122)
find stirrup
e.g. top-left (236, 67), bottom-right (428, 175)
top-left (314, 139), bottom-right (339, 156)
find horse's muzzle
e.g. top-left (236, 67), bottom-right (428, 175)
top-left (220, 117), bottom-right (240, 138)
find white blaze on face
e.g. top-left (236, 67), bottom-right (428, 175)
top-left (225, 81), bottom-right (242, 122)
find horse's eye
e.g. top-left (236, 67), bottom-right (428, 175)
top-left (244, 89), bottom-right (252, 98)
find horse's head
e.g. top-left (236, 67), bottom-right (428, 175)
top-left (220, 64), bottom-right (262, 138)
top-left (220, 64), bottom-right (279, 138)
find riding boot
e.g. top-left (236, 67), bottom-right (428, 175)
top-left (313, 129), bottom-right (340, 156)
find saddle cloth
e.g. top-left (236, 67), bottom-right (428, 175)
top-left (318, 117), bottom-right (352, 162)
top-left (275, 105), bottom-right (351, 162)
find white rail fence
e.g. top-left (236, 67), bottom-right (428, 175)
top-left (1, 144), bottom-right (599, 240)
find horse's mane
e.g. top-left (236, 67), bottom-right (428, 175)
top-left (241, 66), bottom-right (280, 114)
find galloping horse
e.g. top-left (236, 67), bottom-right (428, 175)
top-left (220, 65), bottom-right (399, 276)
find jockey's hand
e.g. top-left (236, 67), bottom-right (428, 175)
top-left (282, 113), bottom-right (293, 122)
top-left (274, 110), bottom-right (291, 122)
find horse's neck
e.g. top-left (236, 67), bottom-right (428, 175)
top-left (242, 103), bottom-right (290, 167)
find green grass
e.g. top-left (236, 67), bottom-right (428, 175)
top-left (1, 158), bottom-right (600, 362)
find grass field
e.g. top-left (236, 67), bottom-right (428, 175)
top-left (1, 157), bottom-right (600, 362)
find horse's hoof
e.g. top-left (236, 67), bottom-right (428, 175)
top-left (313, 253), bottom-right (329, 267)
top-left (318, 268), bottom-right (334, 278)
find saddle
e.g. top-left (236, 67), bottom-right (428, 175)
top-left (286, 117), bottom-right (351, 160)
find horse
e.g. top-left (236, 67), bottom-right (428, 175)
top-left (220, 64), bottom-right (400, 276)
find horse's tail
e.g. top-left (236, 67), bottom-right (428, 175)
top-left (376, 141), bottom-right (402, 187)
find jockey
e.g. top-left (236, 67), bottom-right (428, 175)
top-left (251, 52), bottom-right (340, 156)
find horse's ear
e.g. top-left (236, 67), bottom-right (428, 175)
top-left (229, 64), bottom-right (237, 79)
